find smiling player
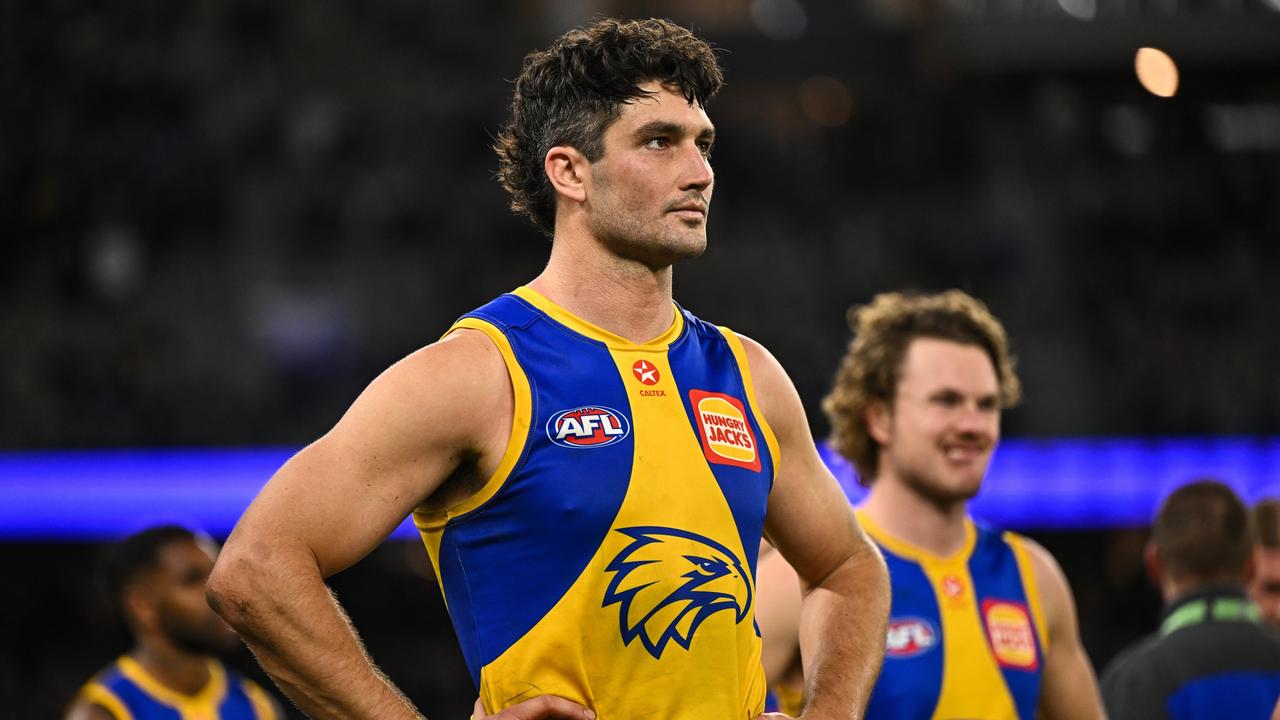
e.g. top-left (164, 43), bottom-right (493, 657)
top-left (758, 290), bottom-right (1104, 719)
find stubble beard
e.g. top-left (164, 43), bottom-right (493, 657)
top-left (160, 612), bottom-right (240, 656)
top-left (897, 462), bottom-right (983, 516)
top-left (591, 208), bottom-right (707, 271)
top-left (590, 174), bottom-right (708, 271)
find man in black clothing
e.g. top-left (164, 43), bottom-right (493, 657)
top-left (1102, 480), bottom-right (1280, 719)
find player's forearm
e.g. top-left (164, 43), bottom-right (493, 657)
top-left (207, 543), bottom-right (425, 720)
top-left (797, 538), bottom-right (890, 720)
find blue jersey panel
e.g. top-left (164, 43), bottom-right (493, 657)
top-left (763, 688), bottom-right (780, 713)
top-left (438, 294), bottom-right (636, 683)
top-left (669, 311), bottom-right (772, 578)
top-left (968, 526), bottom-right (1043, 719)
top-left (866, 550), bottom-right (944, 720)
top-left (1165, 671), bottom-right (1280, 720)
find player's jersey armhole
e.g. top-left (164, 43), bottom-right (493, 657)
top-left (412, 317), bottom-right (532, 531)
top-left (717, 327), bottom-right (782, 489)
top-left (1006, 531), bottom-right (1051, 653)
top-left (79, 682), bottom-right (133, 720)
top-left (243, 679), bottom-right (278, 720)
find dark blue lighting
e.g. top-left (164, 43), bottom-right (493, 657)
top-left (3, 438), bottom-right (1280, 539)
top-left (0, 447), bottom-right (419, 540)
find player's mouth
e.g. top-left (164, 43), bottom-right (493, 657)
top-left (941, 442), bottom-right (989, 464)
top-left (667, 197), bottom-right (707, 220)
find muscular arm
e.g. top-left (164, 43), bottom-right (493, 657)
top-left (207, 330), bottom-right (589, 720)
top-left (1024, 538), bottom-right (1106, 720)
top-left (743, 337), bottom-right (891, 720)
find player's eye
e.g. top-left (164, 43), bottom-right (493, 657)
top-left (645, 136), bottom-right (670, 150)
top-left (697, 140), bottom-right (714, 159)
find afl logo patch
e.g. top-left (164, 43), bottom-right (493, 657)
top-left (885, 617), bottom-right (938, 658)
top-left (547, 406), bottom-right (630, 448)
top-left (689, 390), bottom-right (761, 472)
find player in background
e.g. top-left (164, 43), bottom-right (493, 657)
top-left (66, 525), bottom-right (280, 720)
top-left (757, 290), bottom-right (1104, 719)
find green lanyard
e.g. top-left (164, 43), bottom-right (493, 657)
top-left (1160, 596), bottom-right (1263, 636)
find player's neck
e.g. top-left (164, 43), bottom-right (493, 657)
top-left (532, 239), bottom-right (675, 344)
top-left (1161, 573), bottom-right (1246, 606)
top-left (131, 640), bottom-right (213, 697)
top-left (861, 474), bottom-right (970, 558)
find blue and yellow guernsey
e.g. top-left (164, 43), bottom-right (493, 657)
top-left (859, 510), bottom-right (1049, 720)
top-left (414, 287), bottom-right (779, 719)
top-left (76, 656), bottom-right (277, 720)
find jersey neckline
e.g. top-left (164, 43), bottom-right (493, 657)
top-left (855, 509), bottom-right (977, 565)
top-left (512, 286), bottom-right (685, 350)
top-left (117, 655), bottom-right (227, 710)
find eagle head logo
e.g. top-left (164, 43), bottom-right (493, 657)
top-left (602, 526), bottom-right (752, 659)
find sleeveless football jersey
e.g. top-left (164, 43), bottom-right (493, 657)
top-left (859, 511), bottom-right (1048, 720)
top-left (414, 287), bottom-right (779, 719)
top-left (76, 656), bottom-right (277, 720)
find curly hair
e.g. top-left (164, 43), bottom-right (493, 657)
top-left (494, 18), bottom-right (724, 236)
top-left (823, 290), bottom-right (1021, 484)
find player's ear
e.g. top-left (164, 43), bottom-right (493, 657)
top-left (866, 399), bottom-right (892, 446)
top-left (1143, 541), bottom-right (1162, 587)
top-left (122, 584), bottom-right (156, 629)
top-left (545, 145), bottom-right (589, 204)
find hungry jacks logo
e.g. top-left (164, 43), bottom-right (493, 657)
top-left (689, 390), bottom-right (760, 471)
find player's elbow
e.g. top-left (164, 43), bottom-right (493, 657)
top-left (206, 540), bottom-right (281, 633)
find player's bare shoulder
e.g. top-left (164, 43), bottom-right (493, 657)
top-left (1018, 536), bottom-right (1069, 591)
top-left (729, 333), bottom-right (804, 434)
top-left (63, 697), bottom-right (116, 720)
top-left (1012, 534), bottom-right (1077, 628)
top-left (310, 324), bottom-right (517, 512)
top-left (359, 327), bottom-right (513, 444)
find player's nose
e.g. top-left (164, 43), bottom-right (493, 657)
top-left (678, 144), bottom-right (713, 193)
top-left (953, 402), bottom-right (993, 436)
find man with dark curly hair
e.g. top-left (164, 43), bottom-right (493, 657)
top-left (757, 290), bottom-right (1105, 719)
top-left (207, 18), bottom-right (889, 720)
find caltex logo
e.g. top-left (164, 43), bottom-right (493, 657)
top-left (942, 575), bottom-right (965, 599)
top-left (632, 359), bottom-right (660, 386)
top-left (546, 406), bottom-right (631, 448)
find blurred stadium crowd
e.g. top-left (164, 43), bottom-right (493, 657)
top-left (2, 0), bottom-right (1278, 716)
top-left (5, 0), bottom-right (1279, 447)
